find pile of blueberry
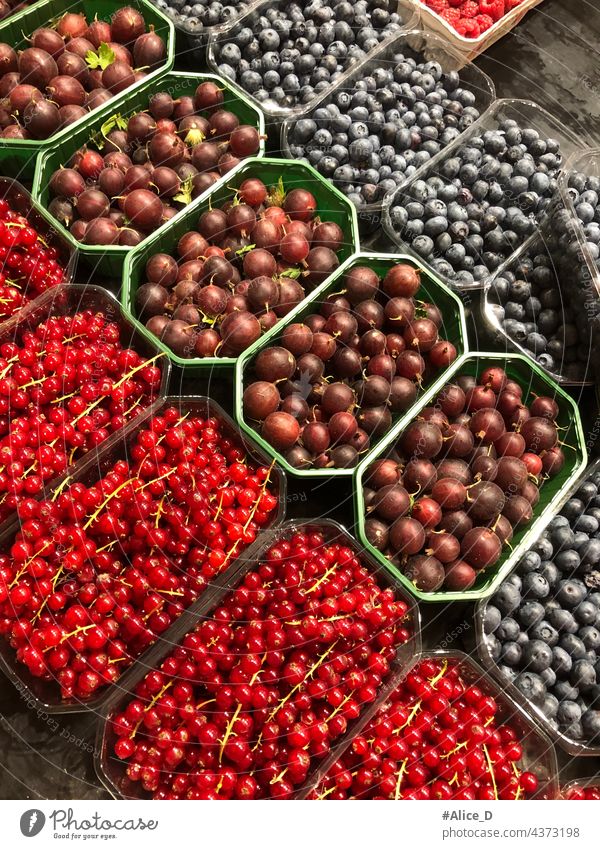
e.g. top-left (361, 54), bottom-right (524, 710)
top-left (285, 48), bottom-right (482, 212)
top-left (486, 238), bottom-right (591, 382)
top-left (388, 118), bottom-right (564, 288)
top-left (212, 0), bottom-right (407, 111)
top-left (483, 467), bottom-right (600, 745)
top-left (152, 0), bottom-right (250, 32)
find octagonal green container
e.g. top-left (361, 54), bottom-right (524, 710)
top-left (0, 0), bottom-right (175, 181)
top-left (120, 156), bottom-right (360, 372)
top-left (234, 252), bottom-right (467, 479)
top-left (32, 71), bottom-right (266, 279)
top-left (354, 351), bottom-right (587, 603)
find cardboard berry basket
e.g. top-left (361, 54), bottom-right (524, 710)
top-left (354, 351), bottom-right (587, 604)
top-left (280, 27), bottom-right (496, 238)
top-left (301, 649), bottom-right (559, 800)
top-left (0, 177), bottom-right (79, 332)
top-left (481, 218), bottom-right (599, 388)
top-left (474, 456), bottom-right (600, 758)
top-left (94, 518), bottom-right (421, 799)
top-left (382, 98), bottom-right (585, 295)
top-left (32, 71), bottom-right (266, 280)
top-left (234, 252), bottom-right (468, 479)
top-left (206, 0), bottom-right (419, 128)
top-left (0, 394), bottom-right (286, 714)
top-left (414, 0), bottom-right (545, 68)
top-left (0, 0), bottom-right (175, 180)
top-left (120, 156), bottom-right (360, 373)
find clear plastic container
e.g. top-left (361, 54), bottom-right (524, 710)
top-left (120, 156), bottom-right (359, 372)
top-left (280, 28), bottom-right (496, 236)
top-left (206, 0), bottom-right (419, 125)
top-left (382, 98), bottom-right (585, 294)
top-left (234, 251), bottom-right (468, 479)
top-left (354, 351), bottom-right (588, 603)
top-left (560, 777), bottom-right (600, 799)
top-left (415, 0), bottom-right (544, 68)
top-left (481, 213), bottom-right (597, 387)
top-left (303, 649), bottom-right (559, 799)
top-left (475, 456), bottom-right (600, 758)
top-left (94, 518), bottom-right (422, 799)
top-left (0, 178), bottom-right (78, 331)
top-left (144, 0), bottom-right (255, 65)
top-left (0, 394), bottom-right (286, 715)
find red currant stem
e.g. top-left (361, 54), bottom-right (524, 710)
top-left (512, 763), bottom-right (523, 800)
top-left (70, 353), bottom-right (165, 427)
top-left (140, 467), bottom-right (176, 492)
top-left (394, 758), bottom-right (408, 800)
top-left (155, 588), bottom-right (184, 598)
top-left (108, 656), bottom-right (126, 664)
top-left (305, 561), bottom-right (341, 595)
top-left (51, 475), bottom-right (72, 501)
top-left (153, 495), bottom-right (166, 528)
top-left (253, 642), bottom-right (339, 753)
top-left (218, 702), bottom-right (242, 763)
top-left (269, 767), bottom-right (289, 786)
top-left (316, 785), bottom-right (337, 800)
top-left (242, 459), bottom-right (276, 534)
top-left (448, 771), bottom-right (459, 787)
top-left (43, 622), bottom-right (95, 651)
top-left (392, 700), bottom-right (422, 735)
top-left (122, 395), bottom-right (146, 420)
top-left (83, 477), bottom-right (140, 530)
top-left (95, 539), bottom-right (118, 553)
top-left (326, 689), bottom-right (355, 721)
top-left (249, 653), bottom-right (267, 686)
top-left (428, 659), bottom-right (448, 686)
top-left (482, 744), bottom-right (498, 800)
top-left (8, 540), bottom-right (52, 588)
top-left (31, 565), bottom-right (65, 623)
top-left (0, 355), bottom-right (18, 378)
top-left (213, 492), bottom-right (225, 521)
top-left (129, 680), bottom-right (173, 740)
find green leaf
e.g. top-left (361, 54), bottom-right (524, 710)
top-left (173, 177), bottom-right (194, 206)
top-left (86, 42), bottom-right (116, 71)
top-left (184, 128), bottom-right (205, 147)
top-left (101, 113), bottom-right (128, 139)
top-left (279, 267), bottom-right (301, 279)
top-left (268, 176), bottom-right (286, 207)
top-left (235, 243), bottom-right (256, 257)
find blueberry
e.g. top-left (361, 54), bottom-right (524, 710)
top-left (496, 617), bottom-right (521, 641)
top-left (483, 604), bottom-right (502, 634)
top-left (548, 608), bottom-right (578, 634)
top-left (570, 659), bottom-right (597, 692)
top-left (522, 639), bottom-right (553, 672)
top-left (522, 573), bottom-right (550, 600)
top-left (542, 692), bottom-right (559, 718)
top-left (552, 645), bottom-right (573, 675)
top-left (514, 671), bottom-right (546, 705)
top-left (557, 700), bottom-right (582, 725)
top-left (560, 633), bottom-right (587, 659)
top-left (556, 579), bottom-right (588, 608)
top-left (518, 601), bottom-right (545, 630)
top-left (494, 583), bottom-right (522, 614)
top-left (530, 620), bottom-right (559, 646)
top-left (581, 710), bottom-right (600, 739)
top-left (518, 551), bottom-right (542, 574)
top-left (579, 625), bottom-right (600, 651)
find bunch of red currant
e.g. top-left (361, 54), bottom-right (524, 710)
top-left (0, 198), bottom-right (67, 322)
top-left (312, 656), bottom-right (540, 800)
top-left (0, 305), bottom-right (163, 523)
top-left (0, 406), bottom-right (279, 701)
top-left (110, 527), bottom-right (415, 798)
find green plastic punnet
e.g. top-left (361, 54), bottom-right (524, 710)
top-left (0, 0), bottom-right (175, 180)
top-left (354, 351), bottom-right (588, 603)
top-left (32, 71), bottom-right (266, 279)
top-left (120, 156), bottom-right (360, 371)
top-left (234, 252), bottom-right (468, 479)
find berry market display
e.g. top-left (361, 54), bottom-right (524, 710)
top-left (386, 103), bottom-right (574, 290)
top-left (126, 159), bottom-right (357, 362)
top-left (0, 400), bottom-right (280, 704)
top-left (240, 257), bottom-right (463, 472)
top-left (44, 78), bottom-right (263, 248)
top-left (284, 35), bottom-right (492, 216)
top-left (0, 285), bottom-right (165, 525)
top-left (105, 522), bottom-right (418, 798)
top-left (481, 463), bottom-right (600, 749)
top-left (420, 1), bottom-right (529, 40)
top-left (0, 6), bottom-right (168, 142)
top-left (311, 654), bottom-right (548, 800)
top-left (360, 360), bottom-right (583, 596)
top-left (210, 0), bottom-right (411, 114)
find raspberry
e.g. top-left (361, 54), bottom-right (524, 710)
top-left (480, 0), bottom-right (505, 20)
top-left (440, 8), bottom-right (461, 26)
top-left (455, 17), bottom-right (481, 36)
top-left (448, 0), bottom-right (463, 7)
top-left (460, 0), bottom-right (480, 18)
top-left (427, 0), bottom-right (449, 13)
top-left (476, 13), bottom-right (495, 31)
